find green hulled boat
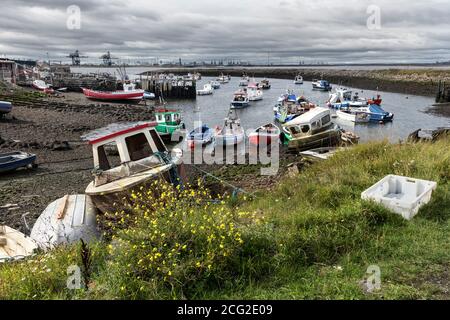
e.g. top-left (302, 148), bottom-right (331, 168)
top-left (155, 109), bottom-right (186, 141)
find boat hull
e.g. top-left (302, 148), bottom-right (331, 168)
top-left (82, 88), bottom-right (144, 101)
top-left (0, 101), bottom-right (12, 115)
top-left (0, 152), bottom-right (37, 173)
top-left (282, 125), bottom-right (341, 151)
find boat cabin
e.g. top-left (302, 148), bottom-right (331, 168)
top-left (155, 110), bottom-right (182, 126)
top-left (283, 107), bottom-right (333, 138)
top-left (88, 123), bottom-right (169, 187)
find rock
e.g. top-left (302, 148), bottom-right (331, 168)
top-left (50, 141), bottom-right (72, 151)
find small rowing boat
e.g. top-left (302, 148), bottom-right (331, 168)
top-left (0, 152), bottom-right (37, 173)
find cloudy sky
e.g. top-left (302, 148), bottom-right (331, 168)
top-left (0, 0), bottom-right (449, 64)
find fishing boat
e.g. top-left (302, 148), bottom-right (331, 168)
top-left (356, 104), bottom-right (394, 122)
top-left (82, 82), bottom-right (144, 102)
top-left (0, 152), bottom-right (37, 173)
top-left (85, 122), bottom-right (184, 214)
top-left (0, 101), bottom-right (12, 117)
top-left (230, 90), bottom-right (250, 109)
top-left (327, 88), bottom-right (381, 109)
top-left (239, 76), bottom-right (249, 87)
top-left (0, 225), bottom-right (38, 262)
top-left (215, 110), bottom-right (245, 146)
top-left (210, 80), bottom-right (221, 89)
top-left (294, 75), bottom-right (304, 85)
top-left (274, 95), bottom-right (316, 123)
top-left (247, 83), bottom-right (264, 101)
top-left (300, 147), bottom-right (341, 160)
top-left (281, 107), bottom-right (341, 150)
top-left (197, 83), bottom-right (213, 95)
top-left (32, 79), bottom-right (53, 92)
top-left (312, 79), bottom-right (332, 91)
top-left (155, 109), bottom-right (186, 141)
top-left (186, 125), bottom-right (214, 149)
top-left (260, 79), bottom-right (271, 89)
top-left (217, 74), bottom-right (230, 84)
top-left (248, 123), bottom-right (280, 147)
top-left (336, 109), bottom-right (370, 123)
top-left (30, 195), bottom-right (99, 249)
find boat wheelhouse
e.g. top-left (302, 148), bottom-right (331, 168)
top-left (312, 79), bottom-right (332, 91)
top-left (154, 109), bottom-right (186, 141)
top-left (260, 79), bottom-right (271, 89)
top-left (247, 83), bottom-right (263, 101)
top-left (197, 83), bottom-right (213, 95)
top-left (85, 123), bottom-right (184, 213)
top-left (281, 107), bottom-right (341, 150)
top-left (230, 90), bottom-right (250, 109)
top-left (294, 75), bottom-right (303, 84)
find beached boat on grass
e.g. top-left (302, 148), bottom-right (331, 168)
top-left (281, 107), bottom-right (341, 150)
top-left (82, 82), bottom-right (144, 102)
top-left (85, 122), bottom-right (184, 214)
top-left (30, 195), bottom-right (100, 249)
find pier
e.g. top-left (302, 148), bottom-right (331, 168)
top-left (140, 75), bottom-right (197, 99)
top-left (436, 80), bottom-right (450, 103)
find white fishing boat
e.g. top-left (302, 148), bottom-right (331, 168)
top-left (230, 90), bottom-right (250, 109)
top-left (247, 83), bottom-right (263, 101)
top-left (336, 109), bottom-right (370, 123)
top-left (85, 122), bottom-right (184, 213)
top-left (327, 88), bottom-right (368, 109)
top-left (0, 225), bottom-right (38, 262)
top-left (312, 79), bottom-right (332, 91)
top-left (217, 74), bottom-right (230, 84)
top-left (32, 80), bottom-right (54, 93)
top-left (239, 76), bottom-right (249, 87)
top-left (210, 80), bottom-right (221, 89)
top-left (30, 195), bottom-right (100, 249)
top-left (215, 110), bottom-right (245, 146)
top-left (197, 83), bottom-right (213, 95)
top-left (294, 75), bottom-right (304, 84)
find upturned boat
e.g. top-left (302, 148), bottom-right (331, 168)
top-left (85, 122), bottom-right (184, 214)
top-left (281, 107), bottom-right (341, 150)
top-left (30, 194), bottom-right (99, 249)
top-left (82, 82), bottom-right (144, 101)
top-left (248, 123), bottom-right (280, 147)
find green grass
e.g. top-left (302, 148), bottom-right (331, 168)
top-left (1, 138), bottom-right (449, 299)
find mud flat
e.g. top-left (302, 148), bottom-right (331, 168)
top-left (0, 87), bottom-right (155, 232)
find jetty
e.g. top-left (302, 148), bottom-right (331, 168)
top-left (140, 74), bottom-right (197, 99)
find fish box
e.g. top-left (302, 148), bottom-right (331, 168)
top-left (361, 175), bottom-right (437, 220)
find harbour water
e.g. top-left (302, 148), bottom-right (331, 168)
top-left (168, 77), bottom-right (449, 143)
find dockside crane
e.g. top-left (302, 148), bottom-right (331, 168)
top-left (100, 51), bottom-right (119, 66)
top-left (68, 50), bottom-right (88, 66)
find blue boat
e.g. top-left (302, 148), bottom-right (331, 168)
top-left (0, 152), bottom-right (37, 173)
top-left (186, 125), bottom-right (214, 148)
top-left (312, 79), bottom-right (332, 91)
top-left (356, 104), bottom-right (394, 122)
top-left (143, 91), bottom-right (156, 100)
top-left (0, 101), bottom-right (12, 117)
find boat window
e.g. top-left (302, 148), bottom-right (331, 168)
top-left (97, 143), bottom-right (121, 171)
top-left (125, 133), bottom-right (153, 161)
top-left (311, 121), bottom-right (320, 129)
top-left (165, 114), bottom-right (171, 122)
top-left (157, 115), bottom-right (163, 122)
top-left (149, 129), bottom-right (168, 152)
top-left (300, 125), bottom-right (310, 134)
top-left (321, 115), bottom-right (331, 125)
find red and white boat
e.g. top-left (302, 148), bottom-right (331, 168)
top-left (32, 80), bottom-right (54, 94)
top-left (248, 123), bottom-right (281, 147)
top-left (82, 83), bottom-right (144, 102)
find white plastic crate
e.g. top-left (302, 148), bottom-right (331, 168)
top-left (361, 175), bottom-right (437, 220)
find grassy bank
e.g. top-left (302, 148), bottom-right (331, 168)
top-left (1, 138), bottom-right (450, 299)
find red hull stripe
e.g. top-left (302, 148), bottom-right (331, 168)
top-left (82, 88), bottom-right (144, 100)
top-left (88, 122), bottom-right (157, 145)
